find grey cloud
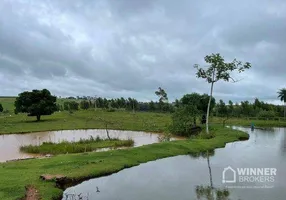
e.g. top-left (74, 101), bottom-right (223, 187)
top-left (0, 0), bottom-right (285, 103)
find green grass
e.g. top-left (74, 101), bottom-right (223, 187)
top-left (0, 126), bottom-right (249, 200)
top-left (0, 97), bottom-right (16, 112)
top-left (211, 117), bottom-right (286, 127)
top-left (1, 97), bottom-right (286, 134)
top-left (20, 136), bottom-right (134, 155)
top-left (0, 110), bottom-right (171, 134)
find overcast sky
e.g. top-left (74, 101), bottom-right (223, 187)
top-left (0, 0), bottom-right (285, 103)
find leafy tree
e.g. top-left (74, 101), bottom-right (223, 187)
top-left (194, 53), bottom-right (251, 133)
top-left (14, 89), bottom-right (57, 121)
top-left (155, 87), bottom-right (168, 102)
top-left (149, 101), bottom-right (156, 111)
top-left (155, 87), bottom-right (168, 111)
top-left (199, 94), bottom-right (216, 114)
top-left (278, 88), bottom-right (286, 118)
top-left (181, 93), bottom-right (215, 115)
top-left (228, 100), bottom-right (234, 116)
top-left (217, 100), bottom-right (228, 117)
top-left (0, 103), bottom-right (3, 113)
top-left (180, 93), bottom-right (201, 125)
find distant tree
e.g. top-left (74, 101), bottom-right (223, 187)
top-left (155, 87), bottom-right (168, 102)
top-left (69, 101), bottom-right (79, 111)
top-left (198, 94), bottom-right (216, 114)
top-left (80, 100), bottom-right (90, 110)
top-left (228, 100), bottom-right (234, 116)
top-left (149, 101), bottom-right (156, 111)
top-left (0, 103), bottom-right (3, 112)
top-left (126, 98), bottom-right (138, 112)
top-left (155, 87), bottom-right (168, 111)
top-left (278, 88), bottom-right (286, 118)
top-left (216, 100), bottom-right (227, 117)
top-left (63, 102), bottom-right (69, 110)
top-left (14, 89), bottom-right (57, 121)
top-left (181, 93), bottom-right (215, 116)
top-left (241, 100), bottom-right (252, 116)
top-left (194, 53), bottom-right (251, 133)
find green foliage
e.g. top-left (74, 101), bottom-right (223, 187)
top-left (278, 88), bottom-right (286, 118)
top-left (169, 105), bottom-right (201, 136)
top-left (64, 101), bottom-right (79, 111)
top-left (0, 103), bottom-right (3, 112)
top-left (278, 88), bottom-right (286, 102)
top-left (194, 53), bottom-right (251, 83)
top-left (257, 110), bottom-right (276, 118)
top-left (155, 87), bottom-right (168, 102)
top-left (216, 99), bottom-right (228, 117)
top-left (155, 87), bottom-right (169, 112)
top-left (20, 137), bottom-right (134, 155)
top-left (80, 100), bottom-right (90, 110)
top-left (14, 89), bottom-right (57, 121)
top-left (181, 93), bottom-right (215, 114)
top-left (194, 53), bottom-right (251, 133)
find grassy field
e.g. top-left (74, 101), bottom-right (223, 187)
top-left (0, 110), bottom-right (171, 134)
top-left (1, 107), bottom-right (286, 136)
top-left (0, 127), bottom-right (249, 200)
top-left (1, 97), bottom-right (286, 134)
top-left (211, 117), bottom-right (286, 127)
top-left (0, 97), bottom-right (16, 112)
top-left (20, 137), bottom-right (134, 155)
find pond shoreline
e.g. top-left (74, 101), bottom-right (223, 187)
top-left (0, 127), bottom-right (249, 199)
top-left (53, 128), bottom-right (249, 200)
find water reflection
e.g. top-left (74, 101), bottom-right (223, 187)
top-left (195, 151), bottom-right (232, 200)
top-left (0, 129), bottom-right (178, 162)
top-left (195, 185), bottom-right (230, 200)
top-left (63, 127), bottom-right (286, 200)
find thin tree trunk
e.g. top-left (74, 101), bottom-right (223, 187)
top-left (206, 82), bottom-right (214, 134)
top-left (36, 115), bottom-right (41, 121)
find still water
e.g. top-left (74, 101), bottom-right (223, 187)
top-left (0, 129), bottom-right (173, 162)
top-left (63, 127), bottom-right (286, 200)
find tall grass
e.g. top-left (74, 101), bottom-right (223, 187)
top-left (20, 136), bottom-right (134, 155)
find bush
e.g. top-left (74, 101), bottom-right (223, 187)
top-left (169, 106), bottom-right (202, 137)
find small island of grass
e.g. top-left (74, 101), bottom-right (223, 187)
top-left (20, 136), bottom-right (134, 155)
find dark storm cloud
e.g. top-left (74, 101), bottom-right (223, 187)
top-left (0, 0), bottom-right (285, 103)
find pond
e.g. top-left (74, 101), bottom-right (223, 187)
top-left (63, 127), bottom-right (286, 200)
top-left (0, 129), bottom-right (175, 162)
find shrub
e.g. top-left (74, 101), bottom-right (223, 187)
top-left (169, 106), bottom-right (202, 137)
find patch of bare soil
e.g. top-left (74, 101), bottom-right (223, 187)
top-left (24, 185), bottom-right (39, 200)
